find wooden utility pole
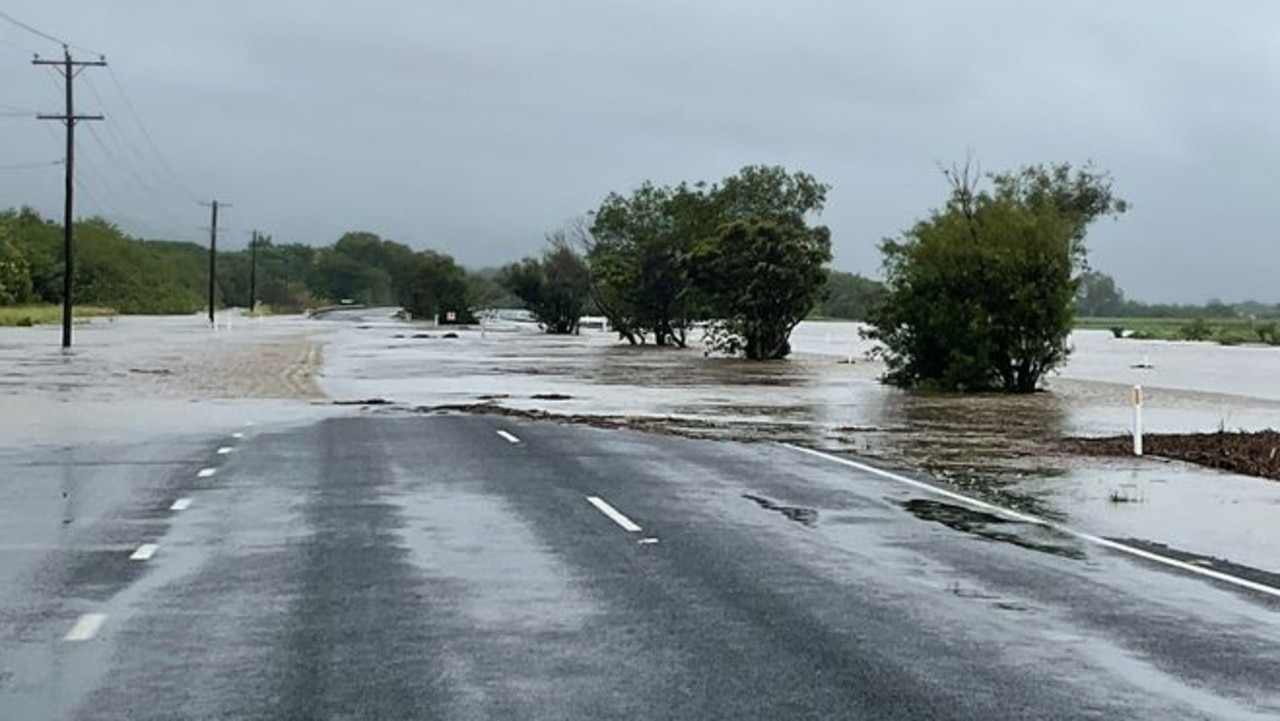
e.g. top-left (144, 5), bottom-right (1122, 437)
top-left (34, 47), bottom-right (105, 349)
top-left (248, 231), bottom-right (258, 314)
top-left (202, 200), bottom-right (229, 325)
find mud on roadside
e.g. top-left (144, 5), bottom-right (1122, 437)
top-left (1064, 430), bottom-right (1280, 482)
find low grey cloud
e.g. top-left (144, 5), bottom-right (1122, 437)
top-left (2, 0), bottom-right (1277, 303)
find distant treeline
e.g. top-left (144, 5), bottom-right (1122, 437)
top-left (813, 270), bottom-right (883, 321)
top-left (0, 207), bottom-right (517, 319)
top-left (0, 205), bottom-right (887, 322)
top-left (1075, 270), bottom-right (1279, 319)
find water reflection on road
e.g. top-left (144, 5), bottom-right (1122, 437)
top-left (321, 317), bottom-right (1280, 572)
top-left (8, 313), bottom-right (1280, 574)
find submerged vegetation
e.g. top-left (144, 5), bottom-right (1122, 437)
top-left (865, 162), bottom-right (1127, 393)
top-left (585, 165), bottom-right (832, 359)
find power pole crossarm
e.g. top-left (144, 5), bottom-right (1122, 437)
top-left (34, 47), bottom-right (106, 349)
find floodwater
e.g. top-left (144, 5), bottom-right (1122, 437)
top-left (0, 314), bottom-right (330, 448)
top-left (5, 311), bottom-right (1280, 576)
top-left (320, 313), bottom-right (1280, 574)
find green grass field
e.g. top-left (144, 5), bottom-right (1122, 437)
top-left (1075, 316), bottom-right (1277, 345)
top-left (0, 305), bottom-right (119, 327)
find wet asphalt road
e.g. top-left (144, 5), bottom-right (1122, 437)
top-left (2, 413), bottom-right (1280, 720)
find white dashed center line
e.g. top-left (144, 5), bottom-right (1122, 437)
top-left (216, 447), bottom-right (233, 455)
top-left (170, 498), bottom-right (192, 511)
top-left (496, 430), bottom-right (521, 445)
top-left (232, 432), bottom-right (245, 440)
top-left (196, 468), bottom-right (217, 479)
top-left (129, 543), bottom-right (158, 561)
top-left (65, 613), bottom-right (107, 642)
top-left (587, 496), bottom-right (643, 533)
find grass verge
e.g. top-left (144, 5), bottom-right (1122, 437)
top-left (0, 305), bottom-right (118, 327)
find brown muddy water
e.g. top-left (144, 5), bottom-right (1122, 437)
top-left (322, 317), bottom-right (1280, 571)
top-left (8, 313), bottom-right (1280, 571)
top-left (325, 318), bottom-right (1280, 491)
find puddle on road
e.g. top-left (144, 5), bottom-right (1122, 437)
top-left (743, 493), bottom-right (820, 527)
top-left (901, 498), bottom-right (1085, 560)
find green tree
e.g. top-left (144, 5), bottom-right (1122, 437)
top-left (687, 165), bottom-right (832, 359)
top-left (6, 207), bottom-right (63, 303)
top-left (587, 166), bottom-right (831, 351)
top-left (500, 238), bottom-right (591, 334)
top-left (309, 247), bottom-right (392, 305)
top-left (694, 220), bottom-right (832, 359)
top-left (588, 183), bottom-right (700, 346)
top-left (331, 232), bottom-right (418, 303)
top-left (866, 162), bottom-right (1127, 393)
top-left (401, 250), bottom-right (472, 322)
top-left (466, 268), bottom-right (519, 310)
top-left (0, 229), bottom-right (33, 305)
top-left (816, 271), bottom-right (884, 320)
top-left (712, 165), bottom-right (830, 226)
top-left (1076, 270), bottom-right (1126, 317)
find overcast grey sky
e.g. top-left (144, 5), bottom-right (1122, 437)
top-left (1, 1), bottom-right (1278, 303)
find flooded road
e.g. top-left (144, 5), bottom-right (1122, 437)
top-left (318, 314), bottom-right (1280, 576)
top-left (5, 312), bottom-right (1280, 718)
top-left (5, 312), bottom-right (1280, 577)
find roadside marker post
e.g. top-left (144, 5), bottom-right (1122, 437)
top-left (1132, 385), bottom-right (1144, 456)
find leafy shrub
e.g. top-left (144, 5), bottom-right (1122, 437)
top-left (1178, 318), bottom-right (1211, 341)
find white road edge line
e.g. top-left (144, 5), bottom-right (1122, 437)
top-left (64, 613), bottom-right (107, 642)
top-left (587, 496), bottom-right (643, 533)
top-left (196, 468), bottom-right (217, 478)
top-left (170, 498), bottom-right (192, 511)
top-left (129, 543), bottom-right (158, 561)
top-left (784, 444), bottom-right (1280, 601)
top-left (496, 430), bottom-right (521, 445)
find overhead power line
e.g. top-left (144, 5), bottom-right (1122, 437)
top-left (81, 73), bottom-right (196, 210)
top-left (0, 8), bottom-right (100, 56)
top-left (0, 159), bottom-right (60, 170)
top-left (0, 8), bottom-right (64, 46)
top-left (78, 75), bottom-right (194, 234)
top-left (105, 66), bottom-right (199, 201)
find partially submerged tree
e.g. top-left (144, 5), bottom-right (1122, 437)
top-left (693, 219), bottom-right (831, 359)
top-left (401, 250), bottom-right (472, 322)
top-left (499, 235), bottom-right (591, 334)
top-left (587, 183), bottom-right (699, 346)
top-left (865, 162), bottom-right (1127, 393)
top-left (690, 166), bottom-right (832, 359)
top-left (586, 165), bottom-right (832, 358)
